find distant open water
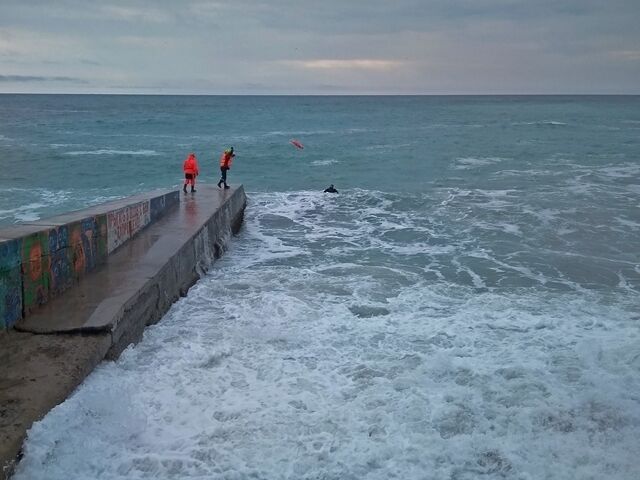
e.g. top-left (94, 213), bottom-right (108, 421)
top-left (3, 95), bottom-right (639, 479)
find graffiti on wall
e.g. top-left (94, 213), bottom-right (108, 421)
top-left (16, 215), bottom-right (110, 315)
top-left (96, 214), bottom-right (108, 260)
top-left (69, 218), bottom-right (101, 276)
top-left (107, 207), bottom-right (130, 253)
top-left (129, 201), bottom-right (151, 237)
top-left (0, 239), bottom-right (22, 329)
top-left (2, 192), bottom-right (173, 329)
top-left (107, 201), bottom-right (150, 253)
top-left (21, 231), bottom-right (50, 313)
top-left (48, 224), bottom-right (72, 295)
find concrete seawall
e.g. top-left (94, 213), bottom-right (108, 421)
top-left (0, 189), bottom-right (180, 330)
top-left (0, 185), bottom-right (247, 477)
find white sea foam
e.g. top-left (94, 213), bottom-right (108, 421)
top-left (614, 217), bottom-right (640, 230)
top-left (13, 190), bottom-right (640, 479)
top-left (0, 188), bottom-right (126, 225)
top-left (597, 164), bottom-right (640, 179)
top-left (0, 188), bottom-right (73, 223)
top-left (64, 149), bottom-right (161, 156)
top-left (512, 121), bottom-right (568, 126)
top-left (0, 202), bottom-right (47, 222)
top-left (13, 211), bottom-right (42, 222)
top-left (263, 129), bottom-right (335, 137)
top-left (453, 157), bottom-right (506, 169)
top-left (50, 143), bottom-right (84, 148)
top-left (311, 159), bottom-right (338, 166)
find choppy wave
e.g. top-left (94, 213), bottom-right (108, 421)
top-left (420, 123), bottom-right (486, 129)
top-left (50, 143), bottom-right (84, 148)
top-left (365, 142), bottom-right (413, 151)
top-left (5, 95), bottom-right (640, 478)
top-left (64, 149), bottom-right (161, 156)
top-left (0, 189), bottom-right (72, 223)
top-left (311, 159), bottom-right (339, 166)
top-left (0, 188), bottom-right (123, 224)
top-left (0, 202), bottom-right (47, 222)
top-left (264, 129), bottom-right (336, 137)
top-left (14, 189), bottom-right (640, 480)
top-left (453, 157), bottom-right (507, 169)
top-left (512, 120), bottom-right (568, 126)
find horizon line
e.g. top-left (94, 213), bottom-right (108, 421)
top-left (1, 92), bottom-right (640, 97)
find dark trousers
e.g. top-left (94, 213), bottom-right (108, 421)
top-left (184, 173), bottom-right (196, 185)
top-left (219, 166), bottom-right (228, 184)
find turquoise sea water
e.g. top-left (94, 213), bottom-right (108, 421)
top-left (4, 95), bottom-right (640, 479)
top-left (1, 95), bottom-right (639, 219)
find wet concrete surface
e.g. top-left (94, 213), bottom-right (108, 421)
top-left (18, 186), bottom-right (237, 334)
top-left (0, 184), bottom-right (246, 477)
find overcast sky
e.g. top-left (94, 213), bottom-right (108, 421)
top-left (1, 0), bottom-right (639, 94)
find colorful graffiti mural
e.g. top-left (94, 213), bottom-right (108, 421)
top-left (107, 201), bottom-right (151, 253)
top-left (45, 216), bottom-right (110, 297)
top-left (21, 231), bottom-right (50, 314)
top-left (107, 207), bottom-right (130, 253)
top-left (70, 218), bottom-right (97, 276)
top-left (48, 224), bottom-right (71, 295)
top-left (1, 190), bottom-right (178, 329)
top-left (11, 215), bottom-right (112, 316)
top-left (129, 201), bottom-right (151, 238)
top-left (0, 239), bottom-right (22, 329)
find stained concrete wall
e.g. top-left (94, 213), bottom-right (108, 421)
top-left (0, 190), bottom-right (179, 330)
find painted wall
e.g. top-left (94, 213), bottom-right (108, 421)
top-left (0, 190), bottom-right (179, 329)
top-left (107, 201), bottom-right (151, 254)
top-left (0, 239), bottom-right (22, 329)
top-left (19, 216), bottom-right (110, 315)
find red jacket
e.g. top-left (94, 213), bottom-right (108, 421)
top-left (219, 151), bottom-right (234, 169)
top-left (183, 154), bottom-right (199, 175)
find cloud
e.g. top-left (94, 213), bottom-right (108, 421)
top-left (180, 0), bottom-right (640, 36)
top-left (116, 36), bottom-right (168, 48)
top-left (0, 0), bottom-right (639, 93)
top-left (610, 50), bottom-right (640, 61)
top-left (0, 28), bottom-right (86, 58)
top-left (79, 59), bottom-right (102, 66)
top-left (285, 59), bottom-right (405, 71)
top-left (99, 5), bottom-right (173, 23)
top-left (0, 75), bottom-right (88, 83)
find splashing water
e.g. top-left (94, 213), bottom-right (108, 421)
top-left (14, 188), bottom-right (640, 479)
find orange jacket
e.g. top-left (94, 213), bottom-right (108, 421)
top-left (219, 151), bottom-right (234, 169)
top-left (183, 154), bottom-right (199, 175)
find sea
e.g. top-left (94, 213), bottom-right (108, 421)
top-left (2, 95), bottom-right (639, 479)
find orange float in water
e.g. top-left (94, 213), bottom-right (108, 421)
top-left (290, 139), bottom-right (304, 150)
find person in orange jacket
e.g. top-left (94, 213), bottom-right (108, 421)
top-left (217, 147), bottom-right (235, 189)
top-left (183, 152), bottom-right (199, 193)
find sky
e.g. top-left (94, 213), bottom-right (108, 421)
top-left (0, 0), bottom-right (639, 94)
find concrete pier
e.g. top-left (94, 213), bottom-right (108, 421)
top-left (0, 185), bottom-right (246, 477)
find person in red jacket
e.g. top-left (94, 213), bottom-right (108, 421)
top-left (183, 152), bottom-right (199, 193)
top-left (217, 147), bottom-right (235, 189)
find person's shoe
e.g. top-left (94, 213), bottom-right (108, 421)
top-left (191, 188), bottom-right (196, 193)
top-left (217, 181), bottom-right (222, 188)
top-left (224, 185), bottom-right (230, 189)
top-left (183, 186), bottom-right (187, 193)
